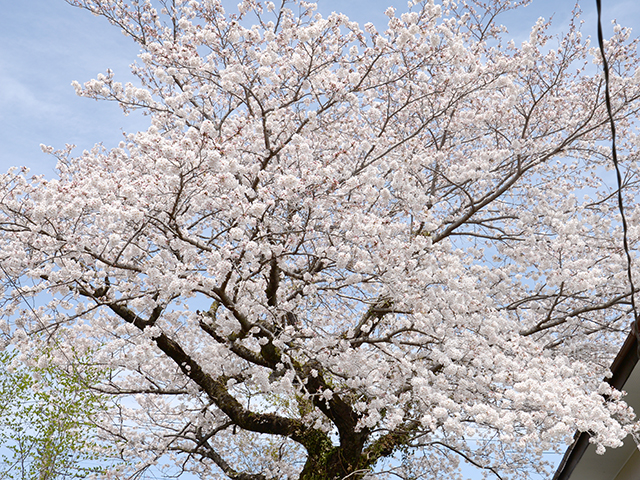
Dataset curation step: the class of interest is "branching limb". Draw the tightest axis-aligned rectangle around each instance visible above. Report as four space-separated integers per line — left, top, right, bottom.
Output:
184 427 268 480
106 303 314 446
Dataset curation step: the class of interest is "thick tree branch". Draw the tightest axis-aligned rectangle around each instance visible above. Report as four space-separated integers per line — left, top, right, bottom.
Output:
106 303 314 446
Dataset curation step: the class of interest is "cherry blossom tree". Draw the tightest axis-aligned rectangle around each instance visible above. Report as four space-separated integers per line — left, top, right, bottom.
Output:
2 0 640 478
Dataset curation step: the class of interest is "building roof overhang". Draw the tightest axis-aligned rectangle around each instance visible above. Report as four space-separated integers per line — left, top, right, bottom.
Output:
553 326 640 480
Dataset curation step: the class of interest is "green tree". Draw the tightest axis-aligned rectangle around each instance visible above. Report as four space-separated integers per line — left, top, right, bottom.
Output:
0 349 109 480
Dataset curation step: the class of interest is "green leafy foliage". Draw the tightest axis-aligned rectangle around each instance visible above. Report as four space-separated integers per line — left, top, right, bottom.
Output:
0 349 109 480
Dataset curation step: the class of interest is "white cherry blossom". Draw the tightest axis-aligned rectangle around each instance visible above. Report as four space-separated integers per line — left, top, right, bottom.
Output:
1 0 640 479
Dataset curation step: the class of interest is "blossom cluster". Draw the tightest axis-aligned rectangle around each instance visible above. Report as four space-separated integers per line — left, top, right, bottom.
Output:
2 0 640 478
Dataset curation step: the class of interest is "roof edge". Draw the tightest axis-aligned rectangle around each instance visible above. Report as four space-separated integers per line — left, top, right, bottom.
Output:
553 324 639 480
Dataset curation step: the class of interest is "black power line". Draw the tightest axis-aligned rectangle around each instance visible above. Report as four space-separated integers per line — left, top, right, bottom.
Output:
595 0 639 335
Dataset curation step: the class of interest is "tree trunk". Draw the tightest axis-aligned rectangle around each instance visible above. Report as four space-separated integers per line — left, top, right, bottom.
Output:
299 444 368 480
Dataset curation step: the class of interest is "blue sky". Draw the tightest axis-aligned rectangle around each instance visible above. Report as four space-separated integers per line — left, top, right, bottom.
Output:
1 0 639 478
1 0 638 177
